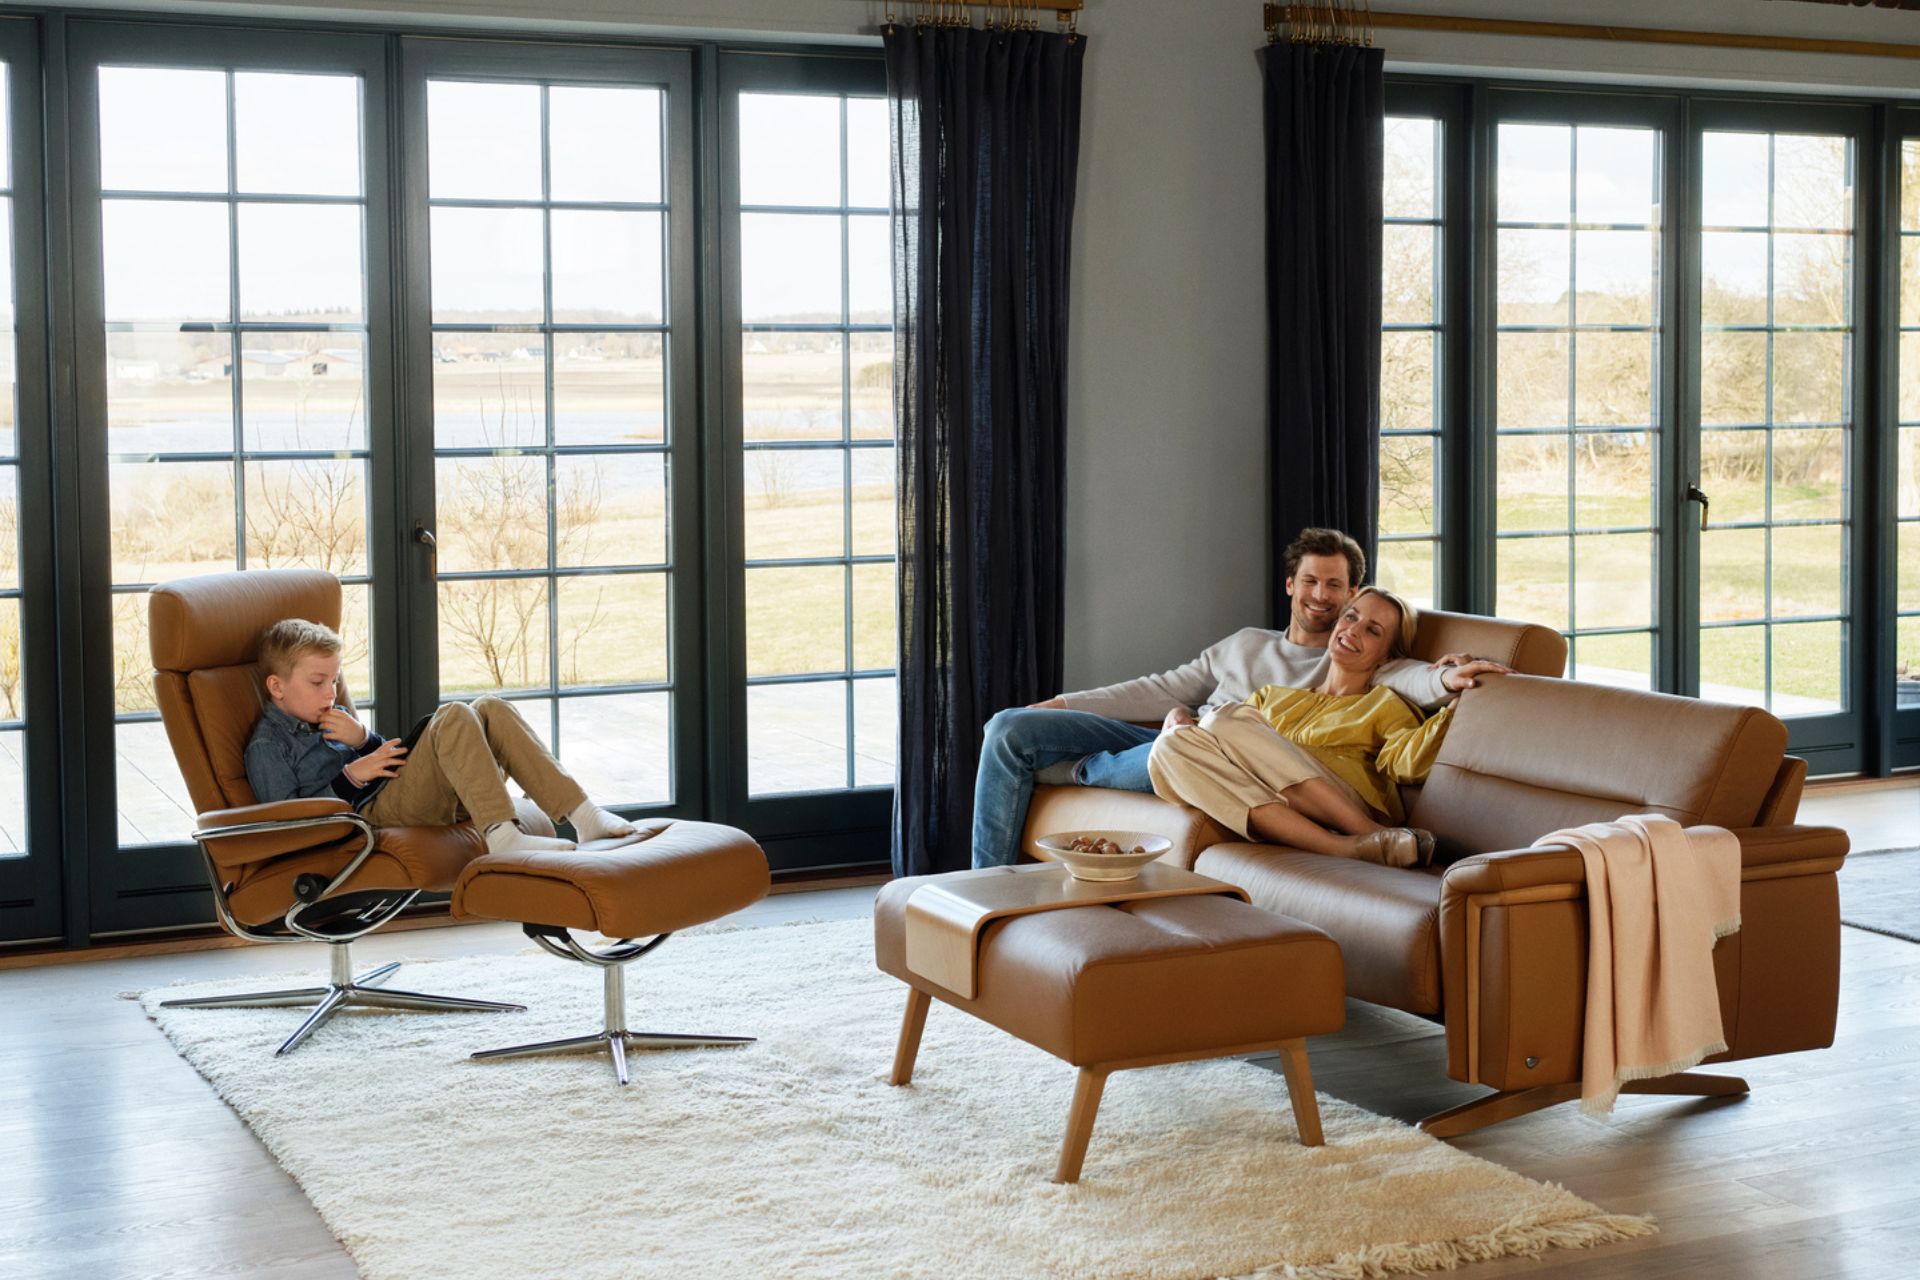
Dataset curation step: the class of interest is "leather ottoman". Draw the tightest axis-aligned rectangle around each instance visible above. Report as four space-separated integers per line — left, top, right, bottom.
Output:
874 870 1346 1182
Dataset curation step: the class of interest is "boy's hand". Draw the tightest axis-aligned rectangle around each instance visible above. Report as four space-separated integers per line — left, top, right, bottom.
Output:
318 706 370 748
1162 706 1197 730
343 740 408 786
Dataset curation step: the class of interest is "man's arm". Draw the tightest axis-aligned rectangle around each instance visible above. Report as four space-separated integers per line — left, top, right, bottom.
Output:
1056 646 1221 723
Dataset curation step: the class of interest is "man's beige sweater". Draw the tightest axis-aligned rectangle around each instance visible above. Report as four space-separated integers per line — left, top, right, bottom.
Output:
1060 627 1452 721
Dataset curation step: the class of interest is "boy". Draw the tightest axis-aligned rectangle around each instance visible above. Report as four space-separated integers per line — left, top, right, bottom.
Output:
244 619 634 854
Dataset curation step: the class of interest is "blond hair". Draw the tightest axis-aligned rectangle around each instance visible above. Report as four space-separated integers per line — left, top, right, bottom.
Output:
1350 586 1419 659
258 618 343 680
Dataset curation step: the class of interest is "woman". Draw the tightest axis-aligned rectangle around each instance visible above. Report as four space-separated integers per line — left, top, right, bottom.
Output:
1146 587 1455 868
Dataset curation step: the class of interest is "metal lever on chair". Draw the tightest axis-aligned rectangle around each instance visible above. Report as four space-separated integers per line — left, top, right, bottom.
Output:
1686 483 1711 531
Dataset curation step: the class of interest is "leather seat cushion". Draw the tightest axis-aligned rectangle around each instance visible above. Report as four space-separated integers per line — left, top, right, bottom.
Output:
452 818 770 938
1195 844 1445 1015
875 873 1344 1067
223 797 553 928
227 823 485 926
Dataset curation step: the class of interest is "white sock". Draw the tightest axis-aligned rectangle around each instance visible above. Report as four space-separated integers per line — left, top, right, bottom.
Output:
569 800 636 843
484 820 576 854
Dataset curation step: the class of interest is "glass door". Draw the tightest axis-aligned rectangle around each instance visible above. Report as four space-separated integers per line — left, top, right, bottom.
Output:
1894 114 1920 768
67 22 394 935
1490 93 1677 691
718 53 895 871
0 20 58 945
398 40 701 824
1687 102 1870 771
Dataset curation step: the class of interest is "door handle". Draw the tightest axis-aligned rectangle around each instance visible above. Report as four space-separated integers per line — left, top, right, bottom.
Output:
1685 483 1710 532
414 520 438 580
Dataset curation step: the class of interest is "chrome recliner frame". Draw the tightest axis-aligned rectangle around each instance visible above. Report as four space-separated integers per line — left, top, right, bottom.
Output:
470 925 753 1084
160 810 524 1055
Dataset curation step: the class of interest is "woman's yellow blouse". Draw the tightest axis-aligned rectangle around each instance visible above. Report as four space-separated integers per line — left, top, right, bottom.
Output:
1242 683 1456 823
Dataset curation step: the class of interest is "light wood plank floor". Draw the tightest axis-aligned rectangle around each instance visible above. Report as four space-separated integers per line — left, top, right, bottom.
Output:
1 780 1914 1279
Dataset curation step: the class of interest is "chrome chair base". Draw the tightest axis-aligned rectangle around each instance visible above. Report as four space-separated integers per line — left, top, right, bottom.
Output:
160 942 526 1056
470 932 753 1084
472 1028 755 1085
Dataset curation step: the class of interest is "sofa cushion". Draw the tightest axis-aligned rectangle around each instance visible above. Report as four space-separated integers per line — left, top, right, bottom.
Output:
1411 673 1787 859
1194 843 1445 1014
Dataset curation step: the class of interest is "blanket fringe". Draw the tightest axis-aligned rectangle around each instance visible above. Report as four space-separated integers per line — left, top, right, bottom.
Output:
1580 1041 1729 1115
1260 1210 1658 1279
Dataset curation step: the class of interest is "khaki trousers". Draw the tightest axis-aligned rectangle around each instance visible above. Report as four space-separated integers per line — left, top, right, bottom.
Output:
1146 702 1377 840
362 696 587 831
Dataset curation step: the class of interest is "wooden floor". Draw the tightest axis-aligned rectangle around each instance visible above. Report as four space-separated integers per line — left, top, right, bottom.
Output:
1 779 1915 1279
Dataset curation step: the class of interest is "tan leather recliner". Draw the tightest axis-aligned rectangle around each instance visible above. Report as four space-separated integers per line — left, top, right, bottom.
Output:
148 569 540 1054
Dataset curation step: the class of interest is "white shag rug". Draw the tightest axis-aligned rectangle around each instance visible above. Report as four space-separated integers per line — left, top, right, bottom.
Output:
143 918 1652 1280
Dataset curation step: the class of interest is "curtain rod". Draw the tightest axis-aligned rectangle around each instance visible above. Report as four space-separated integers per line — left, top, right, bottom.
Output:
1366 9 1920 61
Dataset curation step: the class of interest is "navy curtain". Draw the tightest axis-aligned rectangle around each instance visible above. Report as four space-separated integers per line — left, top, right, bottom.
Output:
1263 43 1385 612
885 26 1085 877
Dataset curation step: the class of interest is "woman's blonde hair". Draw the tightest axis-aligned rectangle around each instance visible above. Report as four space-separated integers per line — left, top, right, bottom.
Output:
1350 586 1419 659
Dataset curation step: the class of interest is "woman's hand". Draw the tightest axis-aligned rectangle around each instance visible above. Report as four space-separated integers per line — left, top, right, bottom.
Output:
1162 706 1197 730
1027 696 1068 710
343 740 408 786
1438 659 1511 692
318 706 370 748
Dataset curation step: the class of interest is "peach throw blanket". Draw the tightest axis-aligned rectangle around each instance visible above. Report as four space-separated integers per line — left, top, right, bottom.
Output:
1534 814 1742 1115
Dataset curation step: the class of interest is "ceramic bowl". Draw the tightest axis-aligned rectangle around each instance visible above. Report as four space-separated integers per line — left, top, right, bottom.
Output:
1032 830 1174 882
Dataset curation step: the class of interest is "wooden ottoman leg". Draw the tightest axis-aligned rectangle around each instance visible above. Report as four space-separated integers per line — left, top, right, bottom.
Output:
1276 1039 1324 1147
890 988 932 1086
1055 1067 1110 1184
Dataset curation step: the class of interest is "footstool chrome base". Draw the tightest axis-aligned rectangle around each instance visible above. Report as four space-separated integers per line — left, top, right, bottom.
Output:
469 930 753 1084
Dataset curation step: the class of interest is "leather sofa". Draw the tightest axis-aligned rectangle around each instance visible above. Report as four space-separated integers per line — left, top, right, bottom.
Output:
1020 610 1850 1134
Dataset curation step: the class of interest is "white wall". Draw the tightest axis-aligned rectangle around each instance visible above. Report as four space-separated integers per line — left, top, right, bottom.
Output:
37 0 1920 691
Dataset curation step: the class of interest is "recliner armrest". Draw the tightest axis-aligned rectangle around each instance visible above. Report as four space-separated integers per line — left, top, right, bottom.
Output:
195 798 368 870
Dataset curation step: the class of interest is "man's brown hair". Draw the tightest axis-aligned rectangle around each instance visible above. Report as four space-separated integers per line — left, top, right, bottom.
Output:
1282 527 1366 588
258 618 343 680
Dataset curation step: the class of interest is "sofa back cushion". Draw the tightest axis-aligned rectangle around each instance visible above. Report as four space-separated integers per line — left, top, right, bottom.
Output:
1410 674 1787 857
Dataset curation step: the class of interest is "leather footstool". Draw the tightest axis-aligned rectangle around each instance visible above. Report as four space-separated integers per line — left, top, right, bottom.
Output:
452 819 770 1084
874 870 1346 1182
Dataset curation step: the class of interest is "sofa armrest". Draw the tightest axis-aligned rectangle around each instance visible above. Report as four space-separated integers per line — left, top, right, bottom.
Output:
1441 822 1848 898
195 798 368 870
1021 785 1234 871
1437 823 1850 1089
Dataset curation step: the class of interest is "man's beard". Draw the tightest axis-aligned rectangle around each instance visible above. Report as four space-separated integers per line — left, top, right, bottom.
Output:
1293 606 1337 637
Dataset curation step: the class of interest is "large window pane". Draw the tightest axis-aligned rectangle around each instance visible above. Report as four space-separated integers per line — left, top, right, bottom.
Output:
426 74 679 808
98 67 226 193
99 65 376 852
1698 129 1855 716
1382 113 1443 612
549 86 662 204
1497 120 1660 673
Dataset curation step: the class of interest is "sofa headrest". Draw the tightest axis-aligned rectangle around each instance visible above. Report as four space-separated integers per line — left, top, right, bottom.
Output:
1410 674 1788 855
1411 609 1566 678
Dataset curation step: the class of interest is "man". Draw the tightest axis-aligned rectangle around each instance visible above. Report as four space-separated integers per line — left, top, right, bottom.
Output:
970 528 1508 868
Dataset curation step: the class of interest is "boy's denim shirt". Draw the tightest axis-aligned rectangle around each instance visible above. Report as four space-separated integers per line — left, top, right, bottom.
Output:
243 701 385 808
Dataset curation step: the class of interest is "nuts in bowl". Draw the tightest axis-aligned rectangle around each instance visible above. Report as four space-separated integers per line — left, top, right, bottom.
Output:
1033 830 1174 883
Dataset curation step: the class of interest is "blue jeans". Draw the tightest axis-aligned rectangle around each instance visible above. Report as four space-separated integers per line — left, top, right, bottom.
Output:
971 708 1159 868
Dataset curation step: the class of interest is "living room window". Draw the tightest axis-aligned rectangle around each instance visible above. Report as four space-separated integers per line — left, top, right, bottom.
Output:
734 87 897 798
0 25 892 945
1696 127 1856 717
0 58 20 859
1493 118 1662 692
1378 113 1443 609
421 72 678 809
94 62 376 847
1897 134 1919 719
